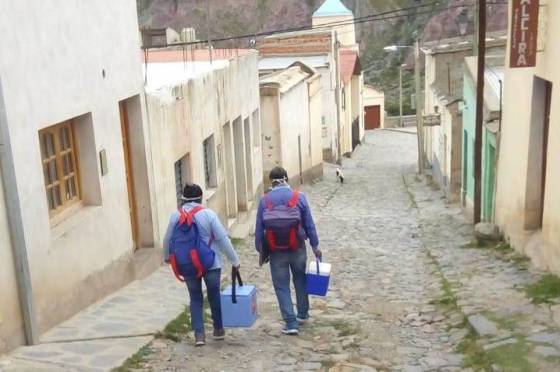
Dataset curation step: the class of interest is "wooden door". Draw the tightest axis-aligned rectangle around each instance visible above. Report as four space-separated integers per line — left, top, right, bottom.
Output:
540 81 552 226
119 102 139 251
365 105 381 130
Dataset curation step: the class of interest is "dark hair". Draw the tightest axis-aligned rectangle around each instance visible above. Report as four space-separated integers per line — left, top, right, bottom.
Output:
182 183 203 203
269 166 288 185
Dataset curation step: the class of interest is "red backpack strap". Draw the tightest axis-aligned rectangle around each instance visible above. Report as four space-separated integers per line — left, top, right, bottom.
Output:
287 190 299 208
186 206 205 226
264 195 274 210
177 208 189 225
190 250 205 279
169 255 185 282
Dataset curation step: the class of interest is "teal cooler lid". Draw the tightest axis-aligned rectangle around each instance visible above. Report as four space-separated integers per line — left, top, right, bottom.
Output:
221 285 255 297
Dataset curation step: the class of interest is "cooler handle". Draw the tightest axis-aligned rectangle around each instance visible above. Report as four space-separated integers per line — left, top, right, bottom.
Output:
316 257 322 274
231 267 243 304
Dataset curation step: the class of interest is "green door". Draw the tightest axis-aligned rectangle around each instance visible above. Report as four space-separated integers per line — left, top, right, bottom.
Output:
483 144 496 221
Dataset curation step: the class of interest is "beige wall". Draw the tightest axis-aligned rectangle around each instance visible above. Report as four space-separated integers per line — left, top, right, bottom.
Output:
0 175 24 352
496 1 560 273
146 54 263 241
312 15 356 47
0 0 152 347
260 69 323 188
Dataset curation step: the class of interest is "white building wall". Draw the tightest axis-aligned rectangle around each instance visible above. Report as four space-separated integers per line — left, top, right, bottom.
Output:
0 174 24 352
145 54 262 241
0 0 149 342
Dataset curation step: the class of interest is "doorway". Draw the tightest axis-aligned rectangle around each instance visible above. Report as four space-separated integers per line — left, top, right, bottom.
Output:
119 97 154 250
233 117 248 211
365 105 381 129
483 142 496 222
243 117 254 201
222 121 237 218
524 77 552 230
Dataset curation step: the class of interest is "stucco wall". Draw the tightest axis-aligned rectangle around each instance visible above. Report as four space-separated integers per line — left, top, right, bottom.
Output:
495 1 560 273
312 15 356 47
0 0 148 340
146 54 262 241
0 174 24 352
279 81 312 182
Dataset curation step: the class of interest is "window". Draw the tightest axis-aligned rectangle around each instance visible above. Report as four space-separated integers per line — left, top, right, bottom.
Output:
174 153 191 206
40 121 80 215
203 135 217 189
342 88 346 111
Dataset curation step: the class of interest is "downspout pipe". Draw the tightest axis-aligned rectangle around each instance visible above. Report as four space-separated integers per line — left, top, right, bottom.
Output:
0 77 39 345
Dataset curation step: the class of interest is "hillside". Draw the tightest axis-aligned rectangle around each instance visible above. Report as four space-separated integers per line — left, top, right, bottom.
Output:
137 0 507 115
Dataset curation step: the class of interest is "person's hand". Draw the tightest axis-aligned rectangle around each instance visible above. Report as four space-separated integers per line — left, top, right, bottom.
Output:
233 264 241 271
313 249 322 259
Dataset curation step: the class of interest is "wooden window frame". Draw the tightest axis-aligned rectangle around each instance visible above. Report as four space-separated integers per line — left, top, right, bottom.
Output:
39 120 81 217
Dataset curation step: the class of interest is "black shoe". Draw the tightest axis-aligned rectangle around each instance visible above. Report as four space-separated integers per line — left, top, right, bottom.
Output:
282 328 299 336
213 329 225 340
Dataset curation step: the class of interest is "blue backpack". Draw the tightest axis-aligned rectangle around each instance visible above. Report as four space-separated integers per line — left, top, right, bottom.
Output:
168 206 215 281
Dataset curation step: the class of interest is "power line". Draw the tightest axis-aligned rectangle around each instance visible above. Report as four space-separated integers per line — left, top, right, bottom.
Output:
141 1 507 50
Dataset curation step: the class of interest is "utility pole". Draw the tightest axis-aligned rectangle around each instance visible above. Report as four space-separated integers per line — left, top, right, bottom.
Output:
399 64 404 127
334 32 343 165
206 0 212 64
474 0 486 224
414 38 425 174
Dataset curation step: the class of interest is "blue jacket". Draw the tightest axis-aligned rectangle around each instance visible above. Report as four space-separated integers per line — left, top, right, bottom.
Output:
255 184 319 252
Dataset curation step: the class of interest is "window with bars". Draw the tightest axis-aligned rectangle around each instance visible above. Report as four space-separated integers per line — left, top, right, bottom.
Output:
39 121 80 215
203 135 217 189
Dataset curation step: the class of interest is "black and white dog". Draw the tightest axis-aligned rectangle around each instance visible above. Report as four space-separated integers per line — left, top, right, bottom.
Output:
335 168 344 184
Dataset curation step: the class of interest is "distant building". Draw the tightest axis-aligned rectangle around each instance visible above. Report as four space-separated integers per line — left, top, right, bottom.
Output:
363 85 385 130
422 36 506 202
462 56 504 220
258 0 364 162
495 2 560 274
143 48 263 235
0 0 153 352
259 63 323 188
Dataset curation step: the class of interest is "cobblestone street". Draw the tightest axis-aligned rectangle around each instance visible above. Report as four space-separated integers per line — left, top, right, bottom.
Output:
131 130 468 371
3 130 559 371
137 129 560 371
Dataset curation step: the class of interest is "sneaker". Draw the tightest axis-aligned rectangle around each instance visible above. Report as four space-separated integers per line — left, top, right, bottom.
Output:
213 329 225 340
297 317 309 325
282 328 299 336
194 333 206 346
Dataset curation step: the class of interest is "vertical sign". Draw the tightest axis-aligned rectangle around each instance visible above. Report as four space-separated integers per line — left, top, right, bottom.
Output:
510 0 540 68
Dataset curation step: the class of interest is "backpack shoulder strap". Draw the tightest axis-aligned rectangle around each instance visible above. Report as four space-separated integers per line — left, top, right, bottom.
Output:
287 190 299 208
264 194 274 210
177 207 189 225
186 206 205 226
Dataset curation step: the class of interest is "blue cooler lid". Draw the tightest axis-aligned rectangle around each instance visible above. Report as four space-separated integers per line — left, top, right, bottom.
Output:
221 285 255 296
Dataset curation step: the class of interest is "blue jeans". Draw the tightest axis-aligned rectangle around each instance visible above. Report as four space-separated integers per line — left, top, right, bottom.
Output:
184 268 222 334
270 247 309 329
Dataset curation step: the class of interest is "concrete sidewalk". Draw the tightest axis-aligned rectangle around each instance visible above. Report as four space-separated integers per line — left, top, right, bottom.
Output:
0 268 186 372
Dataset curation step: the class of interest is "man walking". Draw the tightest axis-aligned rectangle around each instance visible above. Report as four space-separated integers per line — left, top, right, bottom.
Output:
255 167 321 335
164 184 240 346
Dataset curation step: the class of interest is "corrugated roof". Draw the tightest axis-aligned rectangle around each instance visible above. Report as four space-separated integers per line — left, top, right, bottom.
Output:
339 49 361 84
313 0 352 17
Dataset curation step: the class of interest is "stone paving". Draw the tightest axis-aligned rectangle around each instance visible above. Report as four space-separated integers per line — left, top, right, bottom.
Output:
2 129 559 371
129 130 466 371
404 172 560 371
0 269 186 371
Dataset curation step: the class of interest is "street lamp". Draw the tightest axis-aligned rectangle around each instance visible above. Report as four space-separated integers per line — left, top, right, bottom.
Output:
384 41 425 174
